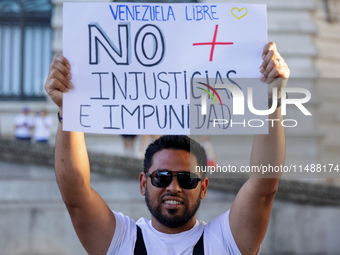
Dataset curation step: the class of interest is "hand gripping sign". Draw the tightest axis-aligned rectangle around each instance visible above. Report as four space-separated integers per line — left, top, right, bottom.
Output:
63 3 273 135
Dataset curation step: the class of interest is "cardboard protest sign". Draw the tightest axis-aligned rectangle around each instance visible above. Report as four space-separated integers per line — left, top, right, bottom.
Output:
63 3 268 135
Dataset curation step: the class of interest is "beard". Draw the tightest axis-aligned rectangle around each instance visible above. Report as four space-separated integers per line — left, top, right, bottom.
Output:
145 185 201 229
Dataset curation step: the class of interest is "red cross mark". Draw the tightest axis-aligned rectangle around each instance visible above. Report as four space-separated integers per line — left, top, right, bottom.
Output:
193 25 233 62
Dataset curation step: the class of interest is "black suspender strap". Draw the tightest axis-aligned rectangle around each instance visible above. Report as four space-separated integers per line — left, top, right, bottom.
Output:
134 225 204 255
192 232 204 255
134 225 147 255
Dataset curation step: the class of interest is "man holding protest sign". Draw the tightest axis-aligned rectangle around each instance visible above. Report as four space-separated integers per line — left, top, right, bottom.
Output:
45 41 289 254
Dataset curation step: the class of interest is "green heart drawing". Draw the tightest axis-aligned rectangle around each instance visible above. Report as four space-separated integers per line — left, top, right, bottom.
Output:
231 7 248 20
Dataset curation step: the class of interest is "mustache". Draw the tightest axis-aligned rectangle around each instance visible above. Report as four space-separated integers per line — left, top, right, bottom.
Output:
160 192 186 200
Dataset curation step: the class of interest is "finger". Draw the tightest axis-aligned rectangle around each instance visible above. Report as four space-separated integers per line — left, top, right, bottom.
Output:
50 55 71 72
265 68 279 84
260 49 283 74
271 55 290 78
48 69 72 89
275 51 283 62
50 60 71 78
261 42 276 59
49 55 71 80
262 59 289 82
260 50 274 71
55 54 70 66
45 78 70 93
273 51 286 68
263 59 276 78
49 55 69 72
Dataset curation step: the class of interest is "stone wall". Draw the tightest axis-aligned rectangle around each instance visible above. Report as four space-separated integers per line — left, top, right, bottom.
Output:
1 138 340 206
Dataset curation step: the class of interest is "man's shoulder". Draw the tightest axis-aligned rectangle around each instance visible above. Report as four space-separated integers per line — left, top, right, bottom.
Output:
205 209 230 227
112 211 149 234
107 211 139 255
113 211 138 227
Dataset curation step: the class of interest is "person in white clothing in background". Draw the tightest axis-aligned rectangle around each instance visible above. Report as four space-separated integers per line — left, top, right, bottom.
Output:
34 108 53 144
14 106 34 141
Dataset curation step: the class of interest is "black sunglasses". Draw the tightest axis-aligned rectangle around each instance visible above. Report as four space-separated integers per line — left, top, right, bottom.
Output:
146 170 202 189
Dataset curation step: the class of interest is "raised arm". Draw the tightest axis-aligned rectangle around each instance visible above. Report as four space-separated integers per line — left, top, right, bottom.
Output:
230 42 290 255
45 55 116 255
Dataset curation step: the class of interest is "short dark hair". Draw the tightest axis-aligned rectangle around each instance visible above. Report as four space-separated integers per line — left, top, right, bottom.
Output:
143 135 207 177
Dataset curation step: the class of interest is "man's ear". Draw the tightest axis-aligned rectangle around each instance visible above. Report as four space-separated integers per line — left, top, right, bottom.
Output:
139 172 147 196
200 177 209 199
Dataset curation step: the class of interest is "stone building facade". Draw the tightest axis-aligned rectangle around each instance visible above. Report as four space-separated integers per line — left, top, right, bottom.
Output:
1 1 340 254
0 0 339 183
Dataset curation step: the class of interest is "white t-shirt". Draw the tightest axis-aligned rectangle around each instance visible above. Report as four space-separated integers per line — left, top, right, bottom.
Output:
106 210 242 255
34 116 53 141
14 114 34 138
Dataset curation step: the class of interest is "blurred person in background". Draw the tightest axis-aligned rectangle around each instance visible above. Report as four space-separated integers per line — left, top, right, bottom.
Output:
200 136 218 167
34 108 53 144
121 134 137 157
138 135 161 159
14 106 34 141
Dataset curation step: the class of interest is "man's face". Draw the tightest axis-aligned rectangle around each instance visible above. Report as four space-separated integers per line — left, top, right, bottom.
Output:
140 149 208 232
